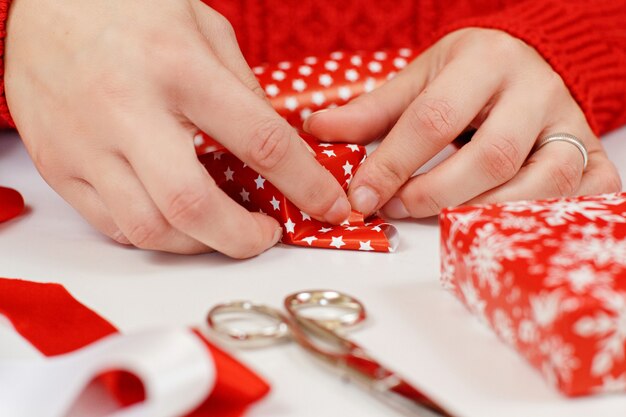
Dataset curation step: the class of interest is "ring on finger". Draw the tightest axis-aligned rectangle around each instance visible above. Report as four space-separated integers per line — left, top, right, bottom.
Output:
534 133 588 170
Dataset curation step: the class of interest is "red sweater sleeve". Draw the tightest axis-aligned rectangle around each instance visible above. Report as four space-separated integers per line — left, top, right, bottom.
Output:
0 0 12 129
441 0 626 136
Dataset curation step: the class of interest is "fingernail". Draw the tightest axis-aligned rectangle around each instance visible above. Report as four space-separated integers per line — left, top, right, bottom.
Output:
272 227 283 245
383 197 410 219
325 196 351 224
350 186 379 215
303 109 329 132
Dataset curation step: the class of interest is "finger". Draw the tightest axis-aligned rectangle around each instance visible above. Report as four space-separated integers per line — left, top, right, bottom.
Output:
380 90 545 218
467 126 591 205
576 149 622 195
178 57 351 224
189 1 267 101
348 57 503 216
303 50 433 144
123 119 283 259
86 155 213 255
54 177 130 245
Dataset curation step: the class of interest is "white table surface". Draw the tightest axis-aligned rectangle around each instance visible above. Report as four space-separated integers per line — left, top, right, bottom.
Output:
1 127 626 417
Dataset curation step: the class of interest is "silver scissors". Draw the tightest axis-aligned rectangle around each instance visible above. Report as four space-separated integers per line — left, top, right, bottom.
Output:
207 290 450 417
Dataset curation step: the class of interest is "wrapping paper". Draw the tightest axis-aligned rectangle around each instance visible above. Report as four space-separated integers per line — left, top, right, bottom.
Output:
440 192 626 396
195 49 416 252
0 277 269 416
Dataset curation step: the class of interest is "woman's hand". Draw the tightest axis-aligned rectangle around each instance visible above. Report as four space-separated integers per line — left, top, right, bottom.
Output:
5 0 351 257
305 28 622 218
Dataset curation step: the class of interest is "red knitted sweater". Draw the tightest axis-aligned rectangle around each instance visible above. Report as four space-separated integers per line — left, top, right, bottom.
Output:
0 0 625 135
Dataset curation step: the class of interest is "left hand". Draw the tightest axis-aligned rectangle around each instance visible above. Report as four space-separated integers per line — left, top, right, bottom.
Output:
304 28 622 218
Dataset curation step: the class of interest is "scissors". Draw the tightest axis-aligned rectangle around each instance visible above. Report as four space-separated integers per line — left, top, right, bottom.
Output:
207 290 451 417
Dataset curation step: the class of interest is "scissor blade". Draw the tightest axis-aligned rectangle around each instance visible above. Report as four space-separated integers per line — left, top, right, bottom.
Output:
345 351 451 416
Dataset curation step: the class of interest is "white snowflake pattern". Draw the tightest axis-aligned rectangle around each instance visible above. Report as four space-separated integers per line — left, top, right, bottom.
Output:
465 223 536 296
545 264 614 294
492 309 516 346
574 289 626 377
459 279 487 323
529 290 564 328
539 336 580 387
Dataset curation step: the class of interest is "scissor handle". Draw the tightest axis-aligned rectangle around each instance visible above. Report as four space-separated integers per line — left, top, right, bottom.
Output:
207 301 290 347
284 290 366 332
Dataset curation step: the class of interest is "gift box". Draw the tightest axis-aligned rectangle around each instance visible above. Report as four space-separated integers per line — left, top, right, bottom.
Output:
195 49 414 252
440 192 626 396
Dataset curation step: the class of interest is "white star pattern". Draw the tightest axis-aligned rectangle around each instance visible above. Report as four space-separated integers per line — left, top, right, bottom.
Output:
213 152 224 160
292 79 307 92
393 57 408 69
324 60 339 71
350 55 363 66
338 87 352 101
312 92 326 106
193 133 205 147
321 150 336 157
301 211 311 221
345 69 359 82
302 236 318 246
368 61 382 73
342 160 353 176
319 74 333 87
304 56 318 65
345 226 358 231
285 97 299 111
284 218 296 234
330 236 346 249
319 227 333 234
298 65 313 76
374 51 388 60
252 66 265 75
278 61 291 70
265 84 279 97
254 175 266 189
359 241 374 251
347 144 360 152
372 226 382 232
270 196 281 211
330 51 344 60
224 166 234 181
300 108 312 121
364 78 377 92
272 70 286 81
240 188 250 202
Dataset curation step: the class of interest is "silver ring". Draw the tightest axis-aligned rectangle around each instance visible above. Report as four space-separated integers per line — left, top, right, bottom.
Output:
535 133 588 170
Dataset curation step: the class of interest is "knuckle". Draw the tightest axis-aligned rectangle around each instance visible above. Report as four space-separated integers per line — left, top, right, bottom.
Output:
477 136 521 183
367 154 407 191
164 187 212 227
547 162 581 196
486 31 526 61
408 98 458 142
542 70 568 97
246 119 292 171
126 216 167 249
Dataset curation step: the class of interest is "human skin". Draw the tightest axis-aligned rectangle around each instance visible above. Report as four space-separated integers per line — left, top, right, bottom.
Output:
4 0 351 257
306 28 622 219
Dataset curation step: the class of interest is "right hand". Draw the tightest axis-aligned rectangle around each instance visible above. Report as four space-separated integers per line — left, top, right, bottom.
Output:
5 0 351 257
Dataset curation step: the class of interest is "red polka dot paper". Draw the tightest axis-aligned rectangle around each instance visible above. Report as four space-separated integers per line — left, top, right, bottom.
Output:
195 49 413 252
440 193 626 396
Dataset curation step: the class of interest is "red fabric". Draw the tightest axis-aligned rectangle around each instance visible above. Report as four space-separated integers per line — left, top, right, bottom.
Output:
2 0 625 135
0 185 23 223
0 277 270 416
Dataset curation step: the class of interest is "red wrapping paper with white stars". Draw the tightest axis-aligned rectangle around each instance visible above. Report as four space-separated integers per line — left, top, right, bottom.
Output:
194 49 415 252
440 192 626 396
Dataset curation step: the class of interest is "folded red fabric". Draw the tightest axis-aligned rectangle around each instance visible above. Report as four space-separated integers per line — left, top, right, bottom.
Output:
0 277 270 416
0 186 23 223
440 192 626 396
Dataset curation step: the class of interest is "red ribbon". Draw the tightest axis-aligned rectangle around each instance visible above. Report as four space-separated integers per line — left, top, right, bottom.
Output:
0 278 269 416
0 186 24 223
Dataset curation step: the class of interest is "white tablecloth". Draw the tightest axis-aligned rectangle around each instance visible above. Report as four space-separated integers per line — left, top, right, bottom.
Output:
1 127 626 417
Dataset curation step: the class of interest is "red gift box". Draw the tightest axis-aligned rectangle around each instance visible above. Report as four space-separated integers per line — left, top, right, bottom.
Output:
440 192 626 396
